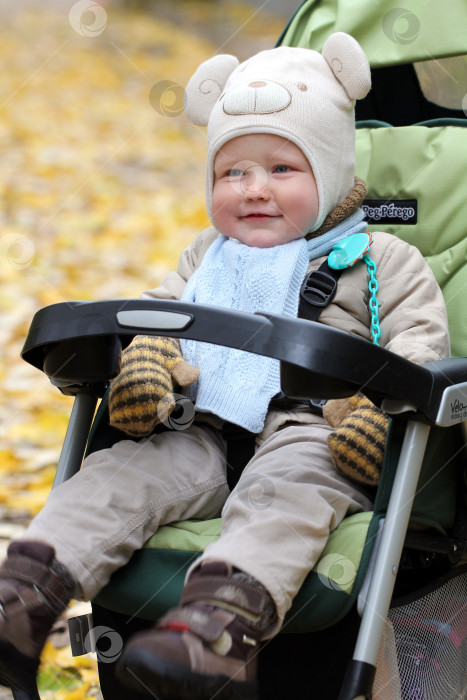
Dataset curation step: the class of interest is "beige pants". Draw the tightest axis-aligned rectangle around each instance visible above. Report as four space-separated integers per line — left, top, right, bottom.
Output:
25 421 372 623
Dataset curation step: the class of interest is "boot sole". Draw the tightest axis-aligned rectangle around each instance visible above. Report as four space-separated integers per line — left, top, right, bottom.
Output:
116 646 258 700
0 639 39 692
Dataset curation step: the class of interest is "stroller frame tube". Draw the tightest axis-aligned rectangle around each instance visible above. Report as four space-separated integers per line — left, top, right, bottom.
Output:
339 419 431 700
52 392 98 489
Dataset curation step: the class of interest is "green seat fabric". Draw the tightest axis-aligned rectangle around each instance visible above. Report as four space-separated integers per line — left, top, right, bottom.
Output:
144 512 373 598
355 121 467 357
145 518 224 552
94 511 380 632
374 422 463 534
279 0 467 67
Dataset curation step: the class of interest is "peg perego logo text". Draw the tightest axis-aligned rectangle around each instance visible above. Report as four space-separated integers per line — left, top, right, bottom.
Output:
362 199 418 225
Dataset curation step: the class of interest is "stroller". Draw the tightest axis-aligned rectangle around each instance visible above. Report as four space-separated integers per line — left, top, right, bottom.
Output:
16 1 467 698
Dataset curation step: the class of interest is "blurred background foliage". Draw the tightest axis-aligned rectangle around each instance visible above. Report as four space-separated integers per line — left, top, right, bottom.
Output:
0 0 294 696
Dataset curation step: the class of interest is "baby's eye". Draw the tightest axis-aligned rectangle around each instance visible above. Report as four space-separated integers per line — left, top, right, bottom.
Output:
274 165 291 174
227 168 244 177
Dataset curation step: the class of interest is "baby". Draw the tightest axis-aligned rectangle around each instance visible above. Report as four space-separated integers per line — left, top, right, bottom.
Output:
0 33 449 700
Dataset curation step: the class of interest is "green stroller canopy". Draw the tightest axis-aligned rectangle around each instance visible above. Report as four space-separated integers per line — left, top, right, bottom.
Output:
279 0 467 66
279 0 467 124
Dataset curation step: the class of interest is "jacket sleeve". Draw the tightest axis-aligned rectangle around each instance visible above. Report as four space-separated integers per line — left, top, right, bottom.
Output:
141 227 219 302
374 234 451 363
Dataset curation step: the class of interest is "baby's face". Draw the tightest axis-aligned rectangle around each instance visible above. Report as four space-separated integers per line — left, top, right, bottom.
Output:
212 134 319 248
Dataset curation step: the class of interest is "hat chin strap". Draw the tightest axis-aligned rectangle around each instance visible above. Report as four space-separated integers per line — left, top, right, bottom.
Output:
307 177 367 240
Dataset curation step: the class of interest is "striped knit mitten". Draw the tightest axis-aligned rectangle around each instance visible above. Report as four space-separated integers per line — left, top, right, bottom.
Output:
323 394 389 487
108 335 200 437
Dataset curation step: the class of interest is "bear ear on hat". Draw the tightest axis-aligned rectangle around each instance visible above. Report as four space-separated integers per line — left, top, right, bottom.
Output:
184 54 239 126
322 32 371 101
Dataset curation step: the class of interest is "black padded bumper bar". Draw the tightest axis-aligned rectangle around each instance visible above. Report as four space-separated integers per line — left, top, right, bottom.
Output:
21 299 467 426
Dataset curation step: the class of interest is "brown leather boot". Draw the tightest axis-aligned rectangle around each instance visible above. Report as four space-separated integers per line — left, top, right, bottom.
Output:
116 561 277 699
0 540 75 692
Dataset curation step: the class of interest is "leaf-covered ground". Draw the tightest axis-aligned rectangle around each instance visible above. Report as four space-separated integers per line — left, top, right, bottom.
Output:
0 0 286 696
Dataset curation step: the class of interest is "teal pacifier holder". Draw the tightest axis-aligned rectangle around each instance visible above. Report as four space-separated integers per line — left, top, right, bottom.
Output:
328 232 381 345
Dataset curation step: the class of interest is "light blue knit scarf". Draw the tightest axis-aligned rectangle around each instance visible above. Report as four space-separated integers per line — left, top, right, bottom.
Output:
181 209 367 432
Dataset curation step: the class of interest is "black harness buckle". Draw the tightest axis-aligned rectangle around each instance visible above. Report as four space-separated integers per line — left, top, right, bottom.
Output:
300 269 339 308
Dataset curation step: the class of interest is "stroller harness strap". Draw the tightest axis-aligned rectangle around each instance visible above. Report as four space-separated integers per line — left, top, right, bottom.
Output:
223 260 343 491
298 260 342 321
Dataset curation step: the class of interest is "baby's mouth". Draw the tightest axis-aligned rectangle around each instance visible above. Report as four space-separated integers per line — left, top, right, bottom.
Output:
242 213 280 219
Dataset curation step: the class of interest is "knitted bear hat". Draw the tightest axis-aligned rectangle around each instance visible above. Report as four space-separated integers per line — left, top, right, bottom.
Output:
184 33 371 233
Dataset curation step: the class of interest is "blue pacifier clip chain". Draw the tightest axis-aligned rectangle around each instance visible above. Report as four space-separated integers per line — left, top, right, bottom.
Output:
327 232 381 346
364 254 381 345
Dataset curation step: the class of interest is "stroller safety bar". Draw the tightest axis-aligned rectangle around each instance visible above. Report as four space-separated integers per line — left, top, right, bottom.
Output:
20 299 467 426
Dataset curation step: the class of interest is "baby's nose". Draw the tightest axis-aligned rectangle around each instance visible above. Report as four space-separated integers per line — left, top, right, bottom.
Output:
243 166 270 198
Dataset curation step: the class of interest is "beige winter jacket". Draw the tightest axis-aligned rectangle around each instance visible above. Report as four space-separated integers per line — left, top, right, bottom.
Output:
142 227 450 443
